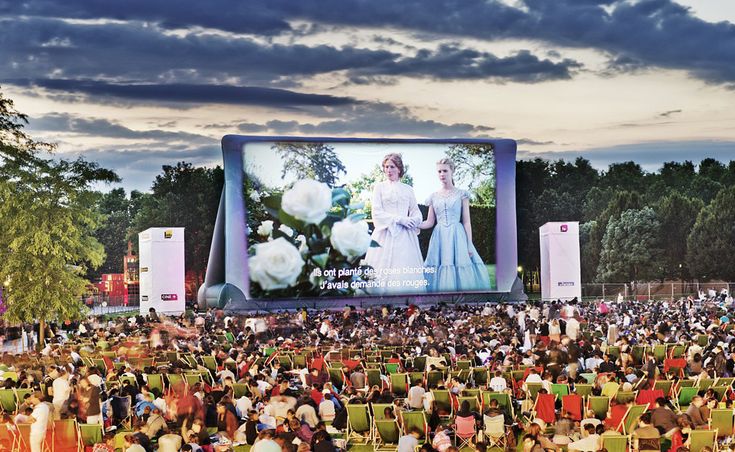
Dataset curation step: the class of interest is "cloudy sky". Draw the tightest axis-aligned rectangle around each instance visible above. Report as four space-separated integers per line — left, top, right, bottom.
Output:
2 0 734 191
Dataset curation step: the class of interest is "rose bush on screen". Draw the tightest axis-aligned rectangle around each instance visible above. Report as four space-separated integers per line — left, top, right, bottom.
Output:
248 178 378 298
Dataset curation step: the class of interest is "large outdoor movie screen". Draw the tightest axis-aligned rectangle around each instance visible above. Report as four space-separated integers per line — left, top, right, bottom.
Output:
242 141 496 301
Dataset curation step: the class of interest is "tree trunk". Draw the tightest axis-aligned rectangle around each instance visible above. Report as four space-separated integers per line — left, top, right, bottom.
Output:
38 318 45 351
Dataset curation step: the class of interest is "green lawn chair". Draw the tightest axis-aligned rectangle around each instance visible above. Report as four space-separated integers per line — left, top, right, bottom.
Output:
716 377 734 388
119 375 138 388
616 391 636 404
431 389 453 418
401 410 428 442
676 386 699 411
264 347 276 357
697 334 708 347
79 424 103 448
575 383 594 399
413 356 427 371
463 388 481 399
601 381 620 399
328 367 346 390
426 371 443 389
201 355 218 373
511 370 525 384
607 346 621 361
621 404 648 435
711 385 729 402
346 404 372 445
390 373 409 397
709 408 734 437
689 429 717 452
698 378 715 391
653 380 673 397
588 396 610 420
551 383 570 399
472 368 488 387
145 374 165 396
409 372 424 386
631 346 647 365
458 395 479 413
669 344 687 359
678 379 696 388
482 391 513 418
385 363 400 375
293 354 308 369
92 358 108 374
652 344 667 363
374 419 402 451
233 383 249 399
456 360 471 370
184 373 202 388
14 389 33 407
367 369 383 389
371 403 395 421
278 355 293 371
579 372 597 384
525 382 543 400
0 389 17 413
167 373 184 390
601 434 628 452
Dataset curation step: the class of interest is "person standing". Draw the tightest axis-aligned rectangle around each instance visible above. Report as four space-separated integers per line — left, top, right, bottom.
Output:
419 158 491 292
27 391 50 452
51 367 71 419
365 153 426 295
79 377 102 424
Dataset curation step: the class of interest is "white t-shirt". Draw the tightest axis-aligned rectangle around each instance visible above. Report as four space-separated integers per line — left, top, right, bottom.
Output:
235 396 253 418
52 377 71 404
489 376 507 392
566 318 580 340
30 402 50 436
407 386 426 409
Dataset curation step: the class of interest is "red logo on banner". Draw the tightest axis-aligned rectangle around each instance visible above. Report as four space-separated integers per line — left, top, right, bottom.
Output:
560 224 568 232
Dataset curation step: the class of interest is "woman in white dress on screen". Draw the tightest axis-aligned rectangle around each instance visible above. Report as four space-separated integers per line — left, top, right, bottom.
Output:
364 153 427 295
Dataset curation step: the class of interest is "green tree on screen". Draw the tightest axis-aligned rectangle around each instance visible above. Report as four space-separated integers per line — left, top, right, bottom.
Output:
272 142 346 188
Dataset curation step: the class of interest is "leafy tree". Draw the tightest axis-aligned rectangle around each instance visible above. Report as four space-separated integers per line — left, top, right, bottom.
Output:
698 158 727 183
0 89 117 346
597 207 662 282
515 158 551 273
686 186 735 281
659 161 695 192
688 175 723 204
92 188 133 277
272 142 346 188
446 144 495 193
129 162 223 294
601 161 648 193
654 192 703 279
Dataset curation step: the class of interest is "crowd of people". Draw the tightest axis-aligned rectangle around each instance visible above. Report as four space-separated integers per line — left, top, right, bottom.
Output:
1 293 735 452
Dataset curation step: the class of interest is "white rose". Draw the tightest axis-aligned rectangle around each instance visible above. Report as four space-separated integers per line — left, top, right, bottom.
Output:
330 219 371 260
249 238 305 290
278 224 294 237
296 234 308 255
249 191 261 202
281 179 332 225
257 220 274 237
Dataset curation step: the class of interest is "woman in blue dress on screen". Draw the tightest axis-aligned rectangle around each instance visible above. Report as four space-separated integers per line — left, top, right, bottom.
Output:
365 153 427 295
418 157 492 292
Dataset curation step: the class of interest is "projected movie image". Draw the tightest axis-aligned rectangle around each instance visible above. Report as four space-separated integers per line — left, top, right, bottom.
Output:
243 141 496 300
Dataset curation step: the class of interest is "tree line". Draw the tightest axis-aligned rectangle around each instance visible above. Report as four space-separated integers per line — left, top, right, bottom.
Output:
516 157 735 284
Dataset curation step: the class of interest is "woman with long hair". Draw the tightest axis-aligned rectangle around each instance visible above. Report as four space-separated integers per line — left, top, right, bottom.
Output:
365 153 426 295
418 158 492 292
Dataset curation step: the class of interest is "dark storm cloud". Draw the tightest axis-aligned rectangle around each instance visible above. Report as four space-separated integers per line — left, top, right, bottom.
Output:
361 46 582 82
0 16 583 91
8 79 360 108
4 1 734 85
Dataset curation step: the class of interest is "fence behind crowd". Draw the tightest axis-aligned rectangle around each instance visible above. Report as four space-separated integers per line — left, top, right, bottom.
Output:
527 281 733 302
